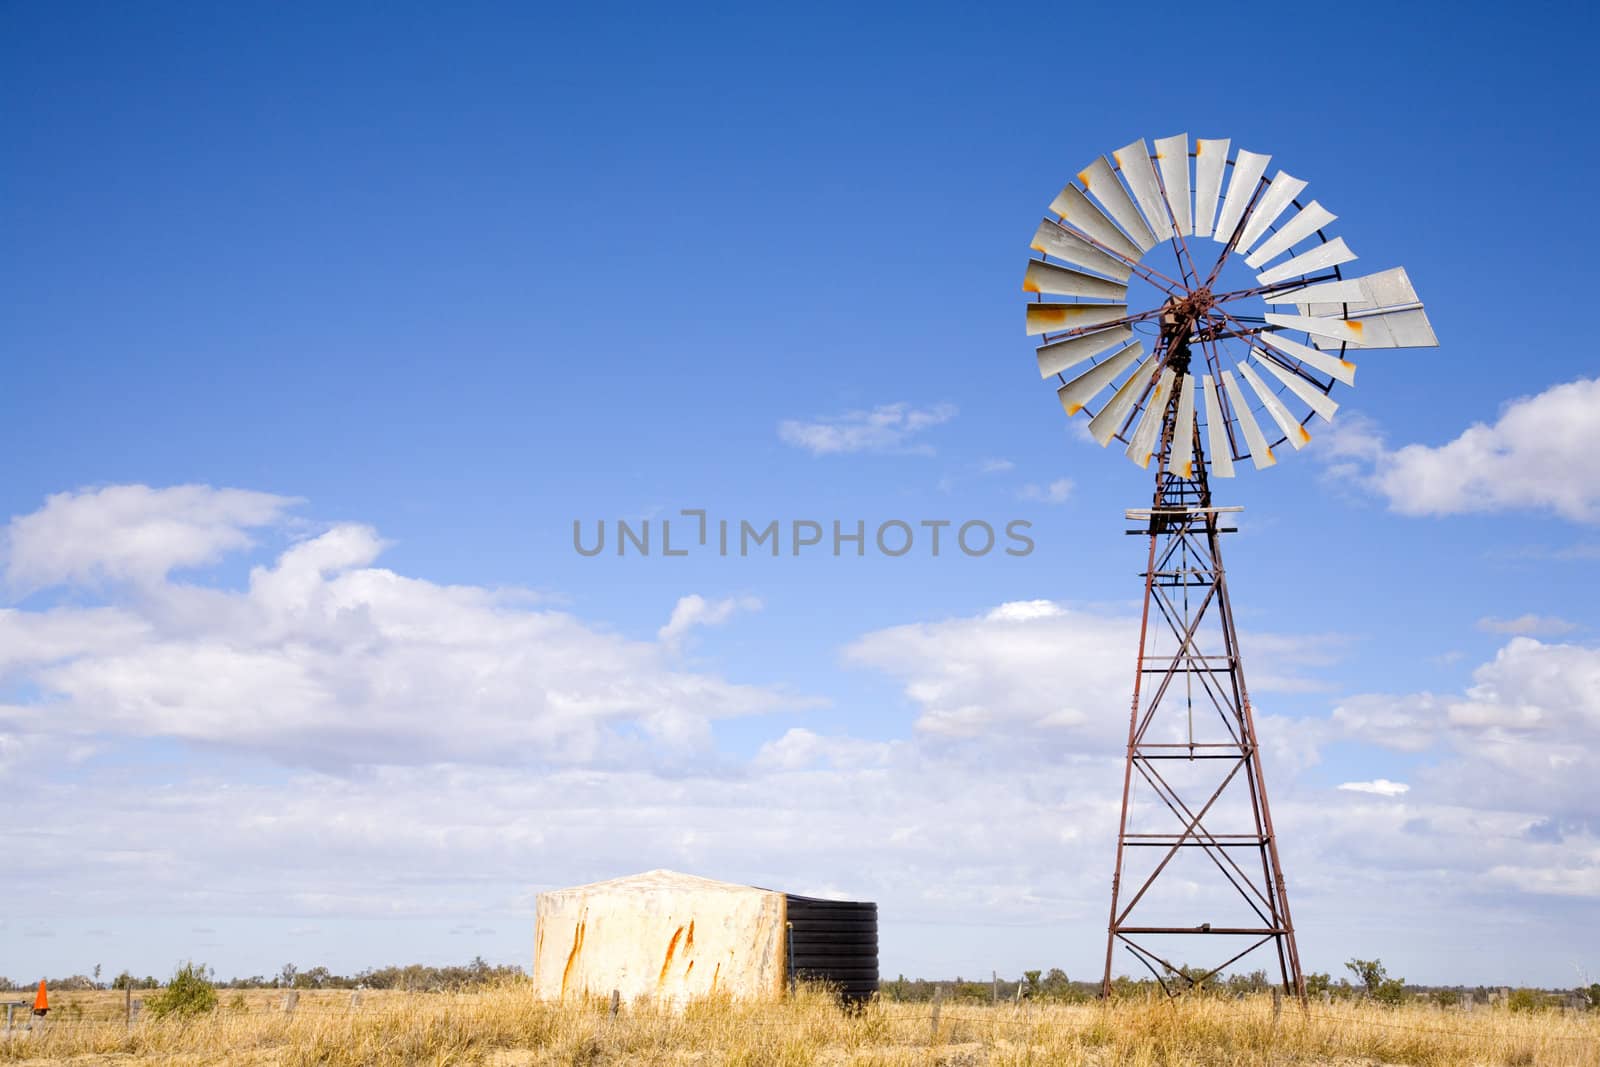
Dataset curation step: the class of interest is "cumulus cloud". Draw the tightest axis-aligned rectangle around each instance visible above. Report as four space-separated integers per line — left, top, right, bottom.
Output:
778 402 956 456
1337 778 1410 797
1476 614 1578 636
4 484 297 592
658 594 762 648
1019 478 1074 505
1327 377 1600 521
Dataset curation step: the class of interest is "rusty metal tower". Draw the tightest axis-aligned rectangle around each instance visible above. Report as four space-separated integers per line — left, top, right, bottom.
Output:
1020 134 1438 999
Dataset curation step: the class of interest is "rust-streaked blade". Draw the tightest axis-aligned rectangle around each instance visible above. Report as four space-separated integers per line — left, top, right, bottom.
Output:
1255 237 1356 286
1036 325 1135 378
1267 266 1418 309
1243 200 1335 268
1234 171 1307 255
1078 156 1157 252
1049 184 1146 262
1023 260 1130 301
1125 366 1176 468
1212 149 1271 246
1025 302 1129 336
1251 349 1339 422
1057 341 1142 415
1221 369 1277 469
1238 361 1310 450
1258 331 1356 386
1201 373 1235 478
1166 373 1197 477
1113 139 1173 243
1089 348 1160 445
1030 218 1135 281
1266 308 1438 349
1154 134 1192 236
1193 138 1230 238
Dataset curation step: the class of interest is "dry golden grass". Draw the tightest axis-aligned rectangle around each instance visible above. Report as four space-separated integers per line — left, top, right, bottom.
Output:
1 982 1595 1066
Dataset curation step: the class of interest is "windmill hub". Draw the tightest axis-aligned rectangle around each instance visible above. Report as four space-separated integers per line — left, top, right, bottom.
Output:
1022 133 1438 1001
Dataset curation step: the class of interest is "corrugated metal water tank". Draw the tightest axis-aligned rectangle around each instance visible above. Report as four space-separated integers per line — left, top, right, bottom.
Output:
532 869 878 1007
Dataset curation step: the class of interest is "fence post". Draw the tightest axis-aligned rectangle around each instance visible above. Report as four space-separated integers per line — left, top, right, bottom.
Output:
1272 987 1283 1022
282 991 299 1015
929 986 943 1042
125 984 132 1031
992 971 998 1004
349 991 362 1012
5 1002 15 1032
610 989 620 1019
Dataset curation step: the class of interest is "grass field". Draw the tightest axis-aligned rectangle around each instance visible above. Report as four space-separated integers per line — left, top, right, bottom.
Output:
1 983 1596 1065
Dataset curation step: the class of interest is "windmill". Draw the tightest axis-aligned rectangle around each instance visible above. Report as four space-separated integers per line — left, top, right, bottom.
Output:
1023 135 1436 1001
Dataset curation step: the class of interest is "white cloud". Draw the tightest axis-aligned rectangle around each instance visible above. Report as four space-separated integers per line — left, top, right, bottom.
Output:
1327 377 1600 521
4 484 297 592
1476 614 1577 636
1337 778 1410 797
777 402 956 456
657 594 762 647
1019 478 1074 505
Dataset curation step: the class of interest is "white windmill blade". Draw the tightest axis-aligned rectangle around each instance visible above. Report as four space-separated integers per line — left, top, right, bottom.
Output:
1078 156 1158 252
1234 171 1308 256
1268 266 1418 310
1258 330 1356 386
1125 366 1176 468
1251 350 1339 422
1057 341 1142 414
1026 302 1129 336
1113 139 1174 242
1030 218 1135 281
1193 138 1230 238
1089 349 1160 445
1023 260 1130 301
1154 134 1193 236
1237 360 1311 449
1220 370 1276 468
1036 325 1135 378
1200 373 1235 478
1267 308 1438 349
1166 373 1197 477
1048 184 1146 263
1212 149 1271 245
1255 237 1357 286
1243 201 1336 269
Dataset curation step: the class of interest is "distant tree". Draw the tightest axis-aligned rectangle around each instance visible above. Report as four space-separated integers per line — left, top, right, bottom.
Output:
1431 988 1460 1008
1304 972 1331 996
1506 988 1546 1013
1345 958 1405 1005
1022 970 1042 998
146 962 217 1019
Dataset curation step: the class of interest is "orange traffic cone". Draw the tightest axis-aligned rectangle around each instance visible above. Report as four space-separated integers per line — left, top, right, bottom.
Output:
32 980 48 1016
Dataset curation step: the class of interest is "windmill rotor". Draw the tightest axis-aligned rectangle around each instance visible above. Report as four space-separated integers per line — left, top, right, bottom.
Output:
1026 134 1437 475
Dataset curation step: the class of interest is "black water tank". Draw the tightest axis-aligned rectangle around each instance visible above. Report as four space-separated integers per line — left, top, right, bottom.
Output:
784 893 878 1000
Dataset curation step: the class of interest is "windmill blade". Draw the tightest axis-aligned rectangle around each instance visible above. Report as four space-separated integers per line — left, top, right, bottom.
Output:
1258 330 1356 386
1078 156 1158 252
1125 366 1176 468
1026 302 1129 336
1089 348 1160 445
1030 218 1135 281
1267 266 1418 310
1266 308 1438 349
1113 139 1174 242
1244 201 1336 269
1057 342 1142 414
1036 325 1135 378
1193 138 1230 238
1049 184 1146 263
1221 370 1276 468
1251 350 1339 422
1234 171 1308 256
1212 149 1271 246
1238 361 1311 449
1255 237 1357 286
1154 134 1193 236
1200 373 1236 478
1023 260 1130 301
1166 373 1197 477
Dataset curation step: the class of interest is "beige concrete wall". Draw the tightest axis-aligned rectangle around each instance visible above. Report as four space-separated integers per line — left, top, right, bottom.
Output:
533 869 786 1007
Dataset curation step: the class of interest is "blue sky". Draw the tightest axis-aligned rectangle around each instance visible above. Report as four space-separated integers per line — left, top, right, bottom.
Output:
2 2 1598 989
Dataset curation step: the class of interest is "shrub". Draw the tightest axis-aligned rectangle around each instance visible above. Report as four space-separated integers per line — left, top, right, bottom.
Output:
145 961 218 1019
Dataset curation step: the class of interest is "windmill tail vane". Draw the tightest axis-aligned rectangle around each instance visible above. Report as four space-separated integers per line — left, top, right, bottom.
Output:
1023 134 1437 1001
